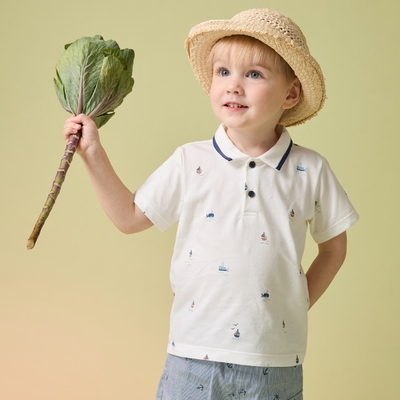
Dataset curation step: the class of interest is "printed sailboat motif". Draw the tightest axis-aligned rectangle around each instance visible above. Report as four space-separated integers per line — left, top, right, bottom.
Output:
261 232 267 241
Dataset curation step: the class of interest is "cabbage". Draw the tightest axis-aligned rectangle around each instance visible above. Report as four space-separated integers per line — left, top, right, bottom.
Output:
27 36 134 249
54 35 134 127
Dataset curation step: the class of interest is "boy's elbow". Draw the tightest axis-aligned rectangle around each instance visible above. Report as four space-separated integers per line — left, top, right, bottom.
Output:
109 202 153 234
117 225 137 235
115 216 153 235
115 221 141 235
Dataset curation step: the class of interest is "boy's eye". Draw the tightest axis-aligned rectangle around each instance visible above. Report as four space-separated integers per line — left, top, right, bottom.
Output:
248 71 261 79
217 68 230 77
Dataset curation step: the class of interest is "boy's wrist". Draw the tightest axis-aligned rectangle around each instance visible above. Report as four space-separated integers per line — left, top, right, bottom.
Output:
80 141 104 163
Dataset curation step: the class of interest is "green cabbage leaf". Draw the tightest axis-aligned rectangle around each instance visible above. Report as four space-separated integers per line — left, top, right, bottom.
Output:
54 35 134 128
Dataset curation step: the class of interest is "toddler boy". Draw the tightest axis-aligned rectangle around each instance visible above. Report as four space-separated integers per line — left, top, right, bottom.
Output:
64 8 358 399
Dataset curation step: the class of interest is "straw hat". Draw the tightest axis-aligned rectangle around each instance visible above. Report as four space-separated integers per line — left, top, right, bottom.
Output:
185 8 326 127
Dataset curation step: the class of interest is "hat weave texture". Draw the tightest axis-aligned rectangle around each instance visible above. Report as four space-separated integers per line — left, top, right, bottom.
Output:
185 8 326 127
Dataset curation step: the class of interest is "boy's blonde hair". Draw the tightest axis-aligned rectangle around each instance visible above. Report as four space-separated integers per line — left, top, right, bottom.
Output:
207 35 297 83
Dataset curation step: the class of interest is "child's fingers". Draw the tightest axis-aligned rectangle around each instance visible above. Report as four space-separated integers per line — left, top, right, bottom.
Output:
63 120 82 140
71 113 96 127
63 114 90 136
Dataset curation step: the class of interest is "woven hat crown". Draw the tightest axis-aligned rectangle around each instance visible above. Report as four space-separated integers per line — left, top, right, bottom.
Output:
185 8 326 127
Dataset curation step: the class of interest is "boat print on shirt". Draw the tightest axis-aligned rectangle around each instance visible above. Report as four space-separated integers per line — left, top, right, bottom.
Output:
282 320 287 333
260 232 270 244
196 166 203 175
218 262 229 274
185 249 194 266
296 162 307 174
231 323 241 339
261 232 267 241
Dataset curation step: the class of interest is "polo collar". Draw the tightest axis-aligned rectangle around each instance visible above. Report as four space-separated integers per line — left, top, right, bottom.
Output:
212 124 293 171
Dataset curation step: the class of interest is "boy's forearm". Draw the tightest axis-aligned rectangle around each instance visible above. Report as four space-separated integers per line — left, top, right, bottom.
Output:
306 231 347 309
80 144 151 234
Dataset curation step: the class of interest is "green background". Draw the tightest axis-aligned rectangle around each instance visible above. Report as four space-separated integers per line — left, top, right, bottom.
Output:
1 0 398 398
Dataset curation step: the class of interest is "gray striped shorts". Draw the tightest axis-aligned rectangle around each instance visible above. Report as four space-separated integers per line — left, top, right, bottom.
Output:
156 354 303 400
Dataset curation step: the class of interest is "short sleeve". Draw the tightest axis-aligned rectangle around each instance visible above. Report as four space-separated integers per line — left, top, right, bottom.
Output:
134 148 184 231
309 158 359 244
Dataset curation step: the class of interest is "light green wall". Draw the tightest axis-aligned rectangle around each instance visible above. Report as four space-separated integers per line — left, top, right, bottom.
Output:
1 0 398 398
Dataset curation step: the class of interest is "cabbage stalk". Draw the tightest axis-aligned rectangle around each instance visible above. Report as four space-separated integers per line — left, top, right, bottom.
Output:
27 35 134 250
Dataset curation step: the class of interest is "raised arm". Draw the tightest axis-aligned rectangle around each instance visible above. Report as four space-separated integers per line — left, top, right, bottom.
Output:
63 114 153 234
306 231 347 309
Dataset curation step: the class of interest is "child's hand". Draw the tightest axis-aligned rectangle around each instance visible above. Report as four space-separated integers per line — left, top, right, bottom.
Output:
63 114 100 156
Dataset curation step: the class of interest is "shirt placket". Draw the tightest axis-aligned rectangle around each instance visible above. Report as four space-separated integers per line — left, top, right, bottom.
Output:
243 159 259 216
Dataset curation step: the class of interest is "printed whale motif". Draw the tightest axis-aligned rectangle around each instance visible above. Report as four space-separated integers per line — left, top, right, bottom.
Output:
206 210 215 220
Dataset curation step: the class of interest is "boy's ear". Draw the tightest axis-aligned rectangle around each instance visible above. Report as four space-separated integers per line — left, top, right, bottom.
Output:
283 78 302 110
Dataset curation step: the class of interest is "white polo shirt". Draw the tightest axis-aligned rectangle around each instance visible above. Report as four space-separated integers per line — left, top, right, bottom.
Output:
134 124 358 367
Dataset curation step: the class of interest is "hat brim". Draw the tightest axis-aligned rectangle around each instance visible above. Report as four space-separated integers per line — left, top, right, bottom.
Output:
185 9 326 127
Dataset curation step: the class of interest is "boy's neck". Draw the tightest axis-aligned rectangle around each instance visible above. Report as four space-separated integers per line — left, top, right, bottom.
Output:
225 125 282 157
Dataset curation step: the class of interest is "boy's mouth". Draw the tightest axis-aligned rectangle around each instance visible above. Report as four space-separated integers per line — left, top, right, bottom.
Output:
224 103 248 109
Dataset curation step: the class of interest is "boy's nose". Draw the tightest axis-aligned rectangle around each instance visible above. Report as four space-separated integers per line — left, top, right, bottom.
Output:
227 88 241 94
226 77 243 95
225 71 243 95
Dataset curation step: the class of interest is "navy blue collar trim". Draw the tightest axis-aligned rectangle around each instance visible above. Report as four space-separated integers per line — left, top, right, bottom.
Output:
276 139 293 171
213 135 293 170
213 136 233 161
